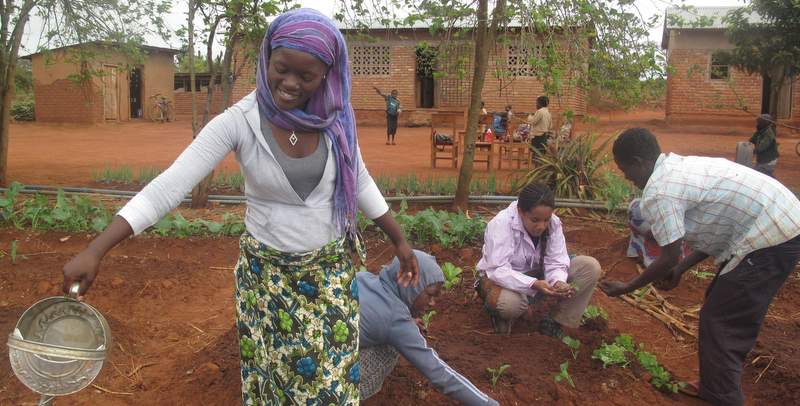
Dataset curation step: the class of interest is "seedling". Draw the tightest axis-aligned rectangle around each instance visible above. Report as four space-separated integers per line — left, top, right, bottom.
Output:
614 334 636 352
581 305 608 324
421 310 437 330
562 336 581 360
9 240 17 264
441 262 463 290
592 342 629 368
690 269 715 279
486 363 510 387
553 361 575 388
635 346 686 393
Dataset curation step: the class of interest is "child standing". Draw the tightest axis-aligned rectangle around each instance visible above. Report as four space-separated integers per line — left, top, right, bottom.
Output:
374 87 401 145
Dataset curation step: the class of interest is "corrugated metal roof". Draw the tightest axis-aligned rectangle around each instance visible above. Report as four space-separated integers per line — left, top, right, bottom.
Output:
664 6 761 30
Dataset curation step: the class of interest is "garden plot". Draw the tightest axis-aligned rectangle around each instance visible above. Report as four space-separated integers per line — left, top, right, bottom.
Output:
0 194 798 405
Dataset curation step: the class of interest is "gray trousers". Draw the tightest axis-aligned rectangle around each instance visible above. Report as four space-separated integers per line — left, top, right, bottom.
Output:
359 345 399 400
479 256 601 329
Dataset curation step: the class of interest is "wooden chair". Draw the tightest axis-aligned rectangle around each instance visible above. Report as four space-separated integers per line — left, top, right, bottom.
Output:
430 113 459 168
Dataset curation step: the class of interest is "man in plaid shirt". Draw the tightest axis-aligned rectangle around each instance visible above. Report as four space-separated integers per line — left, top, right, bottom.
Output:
601 128 800 406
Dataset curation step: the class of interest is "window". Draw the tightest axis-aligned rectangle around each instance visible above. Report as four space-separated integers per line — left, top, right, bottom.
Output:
351 46 390 76
710 52 729 80
507 44 543 77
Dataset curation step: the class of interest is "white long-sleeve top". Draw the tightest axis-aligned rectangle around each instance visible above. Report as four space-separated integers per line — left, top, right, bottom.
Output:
117 92 389 253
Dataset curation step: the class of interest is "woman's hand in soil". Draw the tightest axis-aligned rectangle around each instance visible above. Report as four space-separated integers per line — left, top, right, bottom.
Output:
62 249 102 301
599 279 630 297
531 280 569 297
395 241 420 288
552 280 575 298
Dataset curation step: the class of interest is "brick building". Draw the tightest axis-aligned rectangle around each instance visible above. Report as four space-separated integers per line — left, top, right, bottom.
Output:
662 7 799 125
188 23 588 126
23 42 179 123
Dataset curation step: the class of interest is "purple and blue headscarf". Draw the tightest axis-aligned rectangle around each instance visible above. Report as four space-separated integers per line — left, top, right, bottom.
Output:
256 8 358 236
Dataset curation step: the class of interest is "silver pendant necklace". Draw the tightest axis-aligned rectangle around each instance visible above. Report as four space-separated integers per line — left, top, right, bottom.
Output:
288 130 298 146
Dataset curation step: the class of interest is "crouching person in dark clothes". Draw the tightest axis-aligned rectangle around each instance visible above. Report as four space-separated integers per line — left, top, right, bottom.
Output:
601 128 800 406
357 250 499 405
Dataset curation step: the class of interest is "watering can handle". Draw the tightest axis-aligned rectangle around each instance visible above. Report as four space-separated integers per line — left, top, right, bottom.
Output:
68 283 81 299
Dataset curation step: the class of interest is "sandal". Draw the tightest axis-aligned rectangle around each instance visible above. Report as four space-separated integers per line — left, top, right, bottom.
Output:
679 379 700 398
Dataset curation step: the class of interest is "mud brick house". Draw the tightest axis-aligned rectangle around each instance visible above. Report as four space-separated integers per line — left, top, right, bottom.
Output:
22 42 179 123
195 21 588 127
662 7 800 125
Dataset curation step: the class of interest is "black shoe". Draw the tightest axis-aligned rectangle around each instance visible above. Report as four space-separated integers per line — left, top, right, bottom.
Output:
538 317 563 338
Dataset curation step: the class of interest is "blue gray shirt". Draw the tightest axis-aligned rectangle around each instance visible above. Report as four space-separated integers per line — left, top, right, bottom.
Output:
357 250 498 406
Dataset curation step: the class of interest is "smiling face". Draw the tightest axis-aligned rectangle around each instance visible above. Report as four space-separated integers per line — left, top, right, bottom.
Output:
518 205 554 238
267 47 328 111
411 282 443 317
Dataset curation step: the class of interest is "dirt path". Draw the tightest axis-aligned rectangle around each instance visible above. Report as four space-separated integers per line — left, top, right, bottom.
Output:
8 109 800 191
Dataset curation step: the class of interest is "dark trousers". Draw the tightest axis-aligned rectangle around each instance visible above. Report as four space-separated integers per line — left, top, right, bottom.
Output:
386 114 398 136
699 234 800 406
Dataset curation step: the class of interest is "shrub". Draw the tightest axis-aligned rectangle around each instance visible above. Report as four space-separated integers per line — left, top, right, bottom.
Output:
11 99 35 121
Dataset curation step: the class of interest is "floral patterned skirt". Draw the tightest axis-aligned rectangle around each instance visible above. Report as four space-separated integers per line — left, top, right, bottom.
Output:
234 232 361 405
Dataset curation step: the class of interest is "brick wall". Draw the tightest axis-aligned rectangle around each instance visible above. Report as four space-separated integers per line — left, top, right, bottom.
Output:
174 87 225 116
34 79 102 123
666 48 762 123
228 38 586 127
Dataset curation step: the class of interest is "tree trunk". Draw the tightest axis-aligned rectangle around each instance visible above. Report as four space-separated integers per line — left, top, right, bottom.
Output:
187 0 211 209
0 0 35 187
220 1 244 109
192 14 222 210
453 0 506 210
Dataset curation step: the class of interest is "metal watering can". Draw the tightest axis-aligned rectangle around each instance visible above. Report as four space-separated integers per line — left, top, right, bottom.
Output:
7 283 112 405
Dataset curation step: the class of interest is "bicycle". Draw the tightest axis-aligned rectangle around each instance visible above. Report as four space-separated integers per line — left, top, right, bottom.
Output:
149 93 175 123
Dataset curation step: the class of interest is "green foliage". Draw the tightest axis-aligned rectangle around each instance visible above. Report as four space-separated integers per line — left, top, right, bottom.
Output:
596 171 637 211
553 361 575 388
93 165 134 184
10 99 35 121
374 174 505 196
212 171 245 190
523 133 612 199
581 305 609 324
421 309 437 330
0 183 245 237
486 363 510 387
393 201 486 248
592 335 685 392
592 342 629 368
562 336 581 360
14 59 33 98
138 167 163 185
440 262 463 290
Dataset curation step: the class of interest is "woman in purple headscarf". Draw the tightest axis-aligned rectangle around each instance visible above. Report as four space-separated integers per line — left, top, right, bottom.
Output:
62 8 419 405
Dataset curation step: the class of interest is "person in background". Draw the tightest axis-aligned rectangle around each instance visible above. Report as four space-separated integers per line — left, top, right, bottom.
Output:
749 113 779 177
374 87 401 145
601 128 800 406
358 250 499 405
528 96 552 155
475 182 601 337
492 105 513 142
627 198 691 267
63 9 419 405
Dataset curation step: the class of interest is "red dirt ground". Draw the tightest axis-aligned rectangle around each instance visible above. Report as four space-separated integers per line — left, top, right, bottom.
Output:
0 213 798 405
7 109 800 192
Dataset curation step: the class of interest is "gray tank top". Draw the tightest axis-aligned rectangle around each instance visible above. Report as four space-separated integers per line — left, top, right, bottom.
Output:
260 117 328 201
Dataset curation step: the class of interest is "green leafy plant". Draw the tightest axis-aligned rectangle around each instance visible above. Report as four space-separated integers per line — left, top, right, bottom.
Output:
10 99 35 121
596 171 637 210
421 310 437 330
441 262 463 290
486 363 510 387
392 201 486 248
553 361 575 388
592 342 629 368
522 133 612 199
635 346 686 393
562 336 581 360
614 334 636 353
138 166 162 185
93 165 134 184
581 305 608 325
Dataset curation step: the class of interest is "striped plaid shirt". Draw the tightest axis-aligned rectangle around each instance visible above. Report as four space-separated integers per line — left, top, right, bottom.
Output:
640 153 800 275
